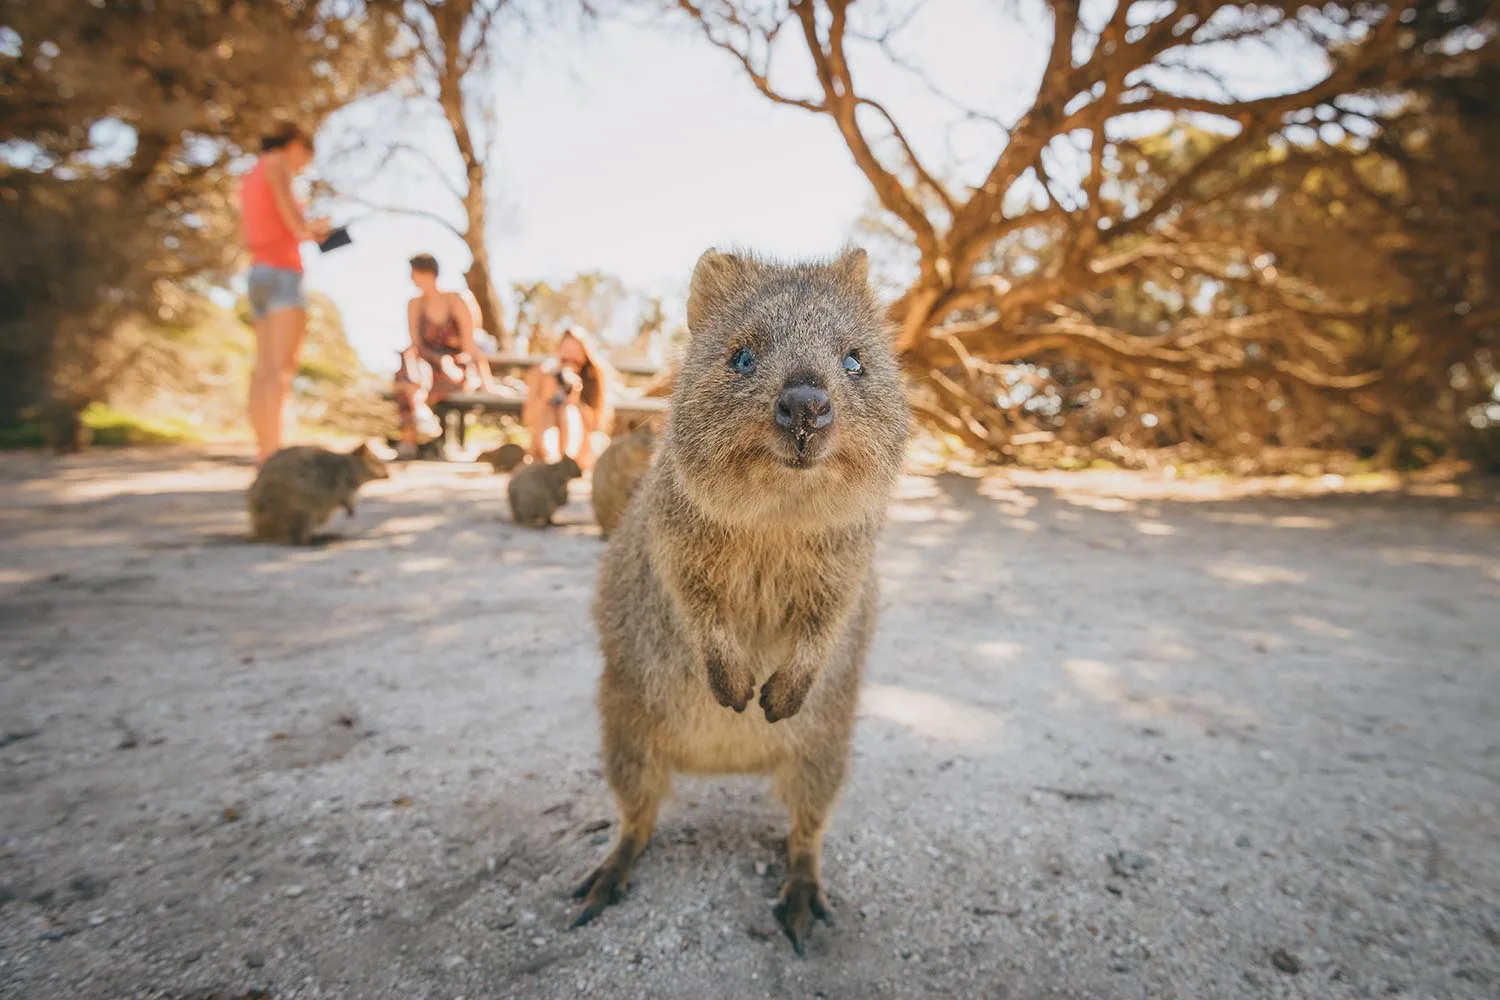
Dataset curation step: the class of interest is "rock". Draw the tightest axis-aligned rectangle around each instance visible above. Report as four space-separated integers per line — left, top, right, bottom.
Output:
1106 850 1149 878
1270 947 1302 975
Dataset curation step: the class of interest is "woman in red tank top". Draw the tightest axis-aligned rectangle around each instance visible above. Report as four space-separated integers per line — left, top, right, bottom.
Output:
239 124 330 465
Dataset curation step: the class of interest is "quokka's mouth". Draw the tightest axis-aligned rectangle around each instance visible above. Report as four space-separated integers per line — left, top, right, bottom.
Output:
779 443 832 470
768 425 834 469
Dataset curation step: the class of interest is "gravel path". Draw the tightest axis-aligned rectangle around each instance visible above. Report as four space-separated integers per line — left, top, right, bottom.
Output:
1 448 1497 1000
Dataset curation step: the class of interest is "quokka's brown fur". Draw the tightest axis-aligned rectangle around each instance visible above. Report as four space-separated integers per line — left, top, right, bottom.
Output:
508 456 582 527
573 247 909 955
478 441 528 473
589 421 659 539
247 443 389 545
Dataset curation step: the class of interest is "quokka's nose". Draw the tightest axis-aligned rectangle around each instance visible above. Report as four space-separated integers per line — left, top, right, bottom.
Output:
775 384 834 433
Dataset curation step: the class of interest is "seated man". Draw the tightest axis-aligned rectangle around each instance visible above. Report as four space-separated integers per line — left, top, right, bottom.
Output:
392 253 495 457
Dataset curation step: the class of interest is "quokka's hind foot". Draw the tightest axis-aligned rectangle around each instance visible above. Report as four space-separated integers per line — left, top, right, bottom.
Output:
772 875 832 956
283 513 314 546
569 836 646 928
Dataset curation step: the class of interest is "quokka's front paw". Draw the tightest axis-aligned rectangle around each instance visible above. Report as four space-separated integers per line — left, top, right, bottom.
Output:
706 656 755 712
759 667 816 723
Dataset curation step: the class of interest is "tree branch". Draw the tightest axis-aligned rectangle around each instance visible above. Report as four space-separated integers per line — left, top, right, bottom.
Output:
675 1 826 112
336 191 466 239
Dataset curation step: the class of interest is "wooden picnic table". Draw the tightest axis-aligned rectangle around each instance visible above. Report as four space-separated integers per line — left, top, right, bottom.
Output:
379 384 669 453
485 353 663 380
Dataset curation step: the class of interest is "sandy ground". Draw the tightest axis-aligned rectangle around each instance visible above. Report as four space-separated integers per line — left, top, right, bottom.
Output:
1 447 1498 1000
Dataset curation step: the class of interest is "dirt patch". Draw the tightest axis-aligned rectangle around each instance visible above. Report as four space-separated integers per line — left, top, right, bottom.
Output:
2 447 1497 998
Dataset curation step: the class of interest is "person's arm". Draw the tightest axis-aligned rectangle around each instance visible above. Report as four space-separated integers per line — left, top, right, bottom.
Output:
453 292 495 390
459 288 485 335
263 152 313 241
407 298 430 361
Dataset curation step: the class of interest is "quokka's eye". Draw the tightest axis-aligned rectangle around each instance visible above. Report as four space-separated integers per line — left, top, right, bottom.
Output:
842 351 864 376
729 346 757 375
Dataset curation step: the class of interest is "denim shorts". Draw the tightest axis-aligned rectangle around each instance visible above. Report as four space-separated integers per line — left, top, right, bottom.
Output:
246 265 307 320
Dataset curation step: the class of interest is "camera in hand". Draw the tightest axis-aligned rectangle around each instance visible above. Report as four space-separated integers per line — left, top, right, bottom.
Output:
317 225 352 253
549 365 583 407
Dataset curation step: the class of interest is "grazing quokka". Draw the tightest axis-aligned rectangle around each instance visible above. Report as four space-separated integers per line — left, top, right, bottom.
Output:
507 456 582 527
589 421 659 539
573 247 909 955
247 443 390 545
478 441 527 473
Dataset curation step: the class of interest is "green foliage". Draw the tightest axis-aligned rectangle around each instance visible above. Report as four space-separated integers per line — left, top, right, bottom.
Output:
0 0 404 424
0 403 201 450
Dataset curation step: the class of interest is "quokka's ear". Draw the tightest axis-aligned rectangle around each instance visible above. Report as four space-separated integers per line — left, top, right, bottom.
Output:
832 245 870 288
687 248 756 335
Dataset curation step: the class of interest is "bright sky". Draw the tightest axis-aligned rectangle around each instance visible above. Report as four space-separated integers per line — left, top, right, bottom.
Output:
281 0 1329 370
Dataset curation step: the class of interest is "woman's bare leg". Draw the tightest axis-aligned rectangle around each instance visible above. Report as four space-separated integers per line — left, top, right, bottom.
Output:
523 368 561 463
574 407 600 470
394 381 428 446
556 403 588 466
277 307 308 447
250 307 305 464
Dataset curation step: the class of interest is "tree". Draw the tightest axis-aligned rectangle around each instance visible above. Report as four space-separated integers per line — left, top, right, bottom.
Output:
0 0 401 425
325 0 606 346
678 1 1498 459
324 0 516 342
511 271 629 353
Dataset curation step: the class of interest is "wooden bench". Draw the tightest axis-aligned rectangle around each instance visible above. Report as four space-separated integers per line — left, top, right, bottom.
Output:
379 351 669 454
485 353 664 381
379 385 669 452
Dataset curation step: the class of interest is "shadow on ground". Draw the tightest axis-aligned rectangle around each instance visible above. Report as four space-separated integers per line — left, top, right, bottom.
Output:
1 448 1497 999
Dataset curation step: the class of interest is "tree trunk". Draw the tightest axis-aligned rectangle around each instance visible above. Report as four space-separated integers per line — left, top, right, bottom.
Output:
459 159 505 347
432 4 508 351
463 230 506 348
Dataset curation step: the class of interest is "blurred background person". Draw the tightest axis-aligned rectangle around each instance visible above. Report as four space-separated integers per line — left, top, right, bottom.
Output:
393 253 496 459
240 122 330 465
521 327 616 470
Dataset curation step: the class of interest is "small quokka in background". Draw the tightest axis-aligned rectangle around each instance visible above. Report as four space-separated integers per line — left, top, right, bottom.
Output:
590 421 659 539
478 441 527 473
573 246 909 955
247 443 390 545
507 455 581 527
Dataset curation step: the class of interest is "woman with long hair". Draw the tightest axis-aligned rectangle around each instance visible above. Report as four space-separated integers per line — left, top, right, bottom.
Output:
522 327 616 470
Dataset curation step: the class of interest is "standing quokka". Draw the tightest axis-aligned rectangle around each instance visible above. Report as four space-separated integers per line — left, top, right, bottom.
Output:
589 421 659 539
507 456 582 527
574 247 909 955
247 443 390 545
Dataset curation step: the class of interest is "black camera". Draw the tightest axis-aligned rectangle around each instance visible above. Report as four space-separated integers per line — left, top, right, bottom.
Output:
550 365 582 407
